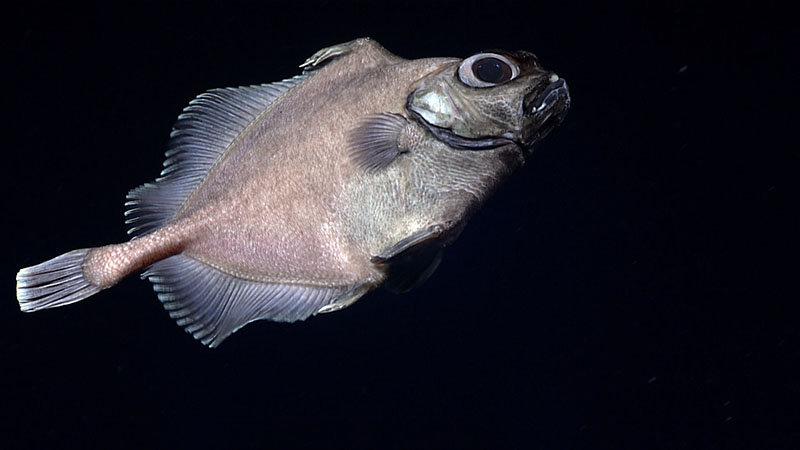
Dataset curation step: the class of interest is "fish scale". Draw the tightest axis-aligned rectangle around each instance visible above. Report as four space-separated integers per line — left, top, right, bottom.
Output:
15 38 569 347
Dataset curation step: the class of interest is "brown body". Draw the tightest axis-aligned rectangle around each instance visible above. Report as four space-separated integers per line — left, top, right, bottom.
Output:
16 38 569 347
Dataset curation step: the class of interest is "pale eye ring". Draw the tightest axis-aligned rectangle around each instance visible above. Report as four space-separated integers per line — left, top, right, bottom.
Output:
458 53 520 88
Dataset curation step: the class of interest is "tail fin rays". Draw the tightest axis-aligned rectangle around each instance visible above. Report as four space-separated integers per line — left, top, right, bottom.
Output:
16 249 102 312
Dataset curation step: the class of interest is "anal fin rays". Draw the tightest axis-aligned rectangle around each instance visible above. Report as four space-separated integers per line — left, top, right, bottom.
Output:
144 254 359 347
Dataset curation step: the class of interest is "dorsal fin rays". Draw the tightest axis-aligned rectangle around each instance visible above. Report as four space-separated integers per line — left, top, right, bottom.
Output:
144 254 358 347
125 75 307 238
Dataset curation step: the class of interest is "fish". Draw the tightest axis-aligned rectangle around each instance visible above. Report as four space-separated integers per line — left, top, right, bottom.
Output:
15 38 570 347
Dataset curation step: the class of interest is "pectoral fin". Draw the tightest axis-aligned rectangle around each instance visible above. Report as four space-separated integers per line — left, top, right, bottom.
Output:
348 113 410 171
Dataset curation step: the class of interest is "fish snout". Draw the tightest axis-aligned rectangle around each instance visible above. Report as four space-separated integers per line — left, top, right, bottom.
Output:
525 76 570 117
521 76 570 149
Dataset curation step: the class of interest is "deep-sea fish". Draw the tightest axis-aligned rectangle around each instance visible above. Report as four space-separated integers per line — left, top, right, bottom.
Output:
16 38 570 347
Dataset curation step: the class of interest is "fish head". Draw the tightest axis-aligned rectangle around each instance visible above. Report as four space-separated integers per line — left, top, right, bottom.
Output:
407 50 570 152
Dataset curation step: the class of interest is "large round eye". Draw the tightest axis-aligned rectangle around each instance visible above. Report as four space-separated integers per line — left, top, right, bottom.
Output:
458 53 520 88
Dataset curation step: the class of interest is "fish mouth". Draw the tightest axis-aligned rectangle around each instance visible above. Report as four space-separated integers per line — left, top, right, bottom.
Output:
407 109 518 151
521 78 570 149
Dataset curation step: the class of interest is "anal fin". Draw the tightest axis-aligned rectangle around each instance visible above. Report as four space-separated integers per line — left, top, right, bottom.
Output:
144 254 358 347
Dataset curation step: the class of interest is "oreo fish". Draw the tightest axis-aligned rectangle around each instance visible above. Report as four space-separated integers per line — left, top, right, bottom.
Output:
16 38 570 347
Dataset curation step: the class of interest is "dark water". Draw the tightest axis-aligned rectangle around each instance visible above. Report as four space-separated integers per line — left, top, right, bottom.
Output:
4 2 797 448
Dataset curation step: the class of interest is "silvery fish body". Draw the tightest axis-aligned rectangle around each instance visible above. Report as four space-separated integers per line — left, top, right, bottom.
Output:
16 38 570 347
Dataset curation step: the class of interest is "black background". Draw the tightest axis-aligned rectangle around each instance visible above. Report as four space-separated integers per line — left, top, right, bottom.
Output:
3 1 797 449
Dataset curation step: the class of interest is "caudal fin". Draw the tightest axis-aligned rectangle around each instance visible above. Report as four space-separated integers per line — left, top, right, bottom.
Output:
16 248 102 312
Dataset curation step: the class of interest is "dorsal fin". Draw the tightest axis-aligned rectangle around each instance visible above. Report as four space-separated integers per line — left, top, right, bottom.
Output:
125 75 307 237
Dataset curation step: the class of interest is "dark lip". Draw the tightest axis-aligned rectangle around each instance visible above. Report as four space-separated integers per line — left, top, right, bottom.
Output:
525 78 569 115
522 78 570 148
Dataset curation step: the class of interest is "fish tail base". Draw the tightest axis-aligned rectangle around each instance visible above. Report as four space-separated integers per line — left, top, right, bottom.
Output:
16 248 102 312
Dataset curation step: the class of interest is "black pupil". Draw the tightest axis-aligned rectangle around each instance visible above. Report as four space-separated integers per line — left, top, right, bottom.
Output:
473 57 510 83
